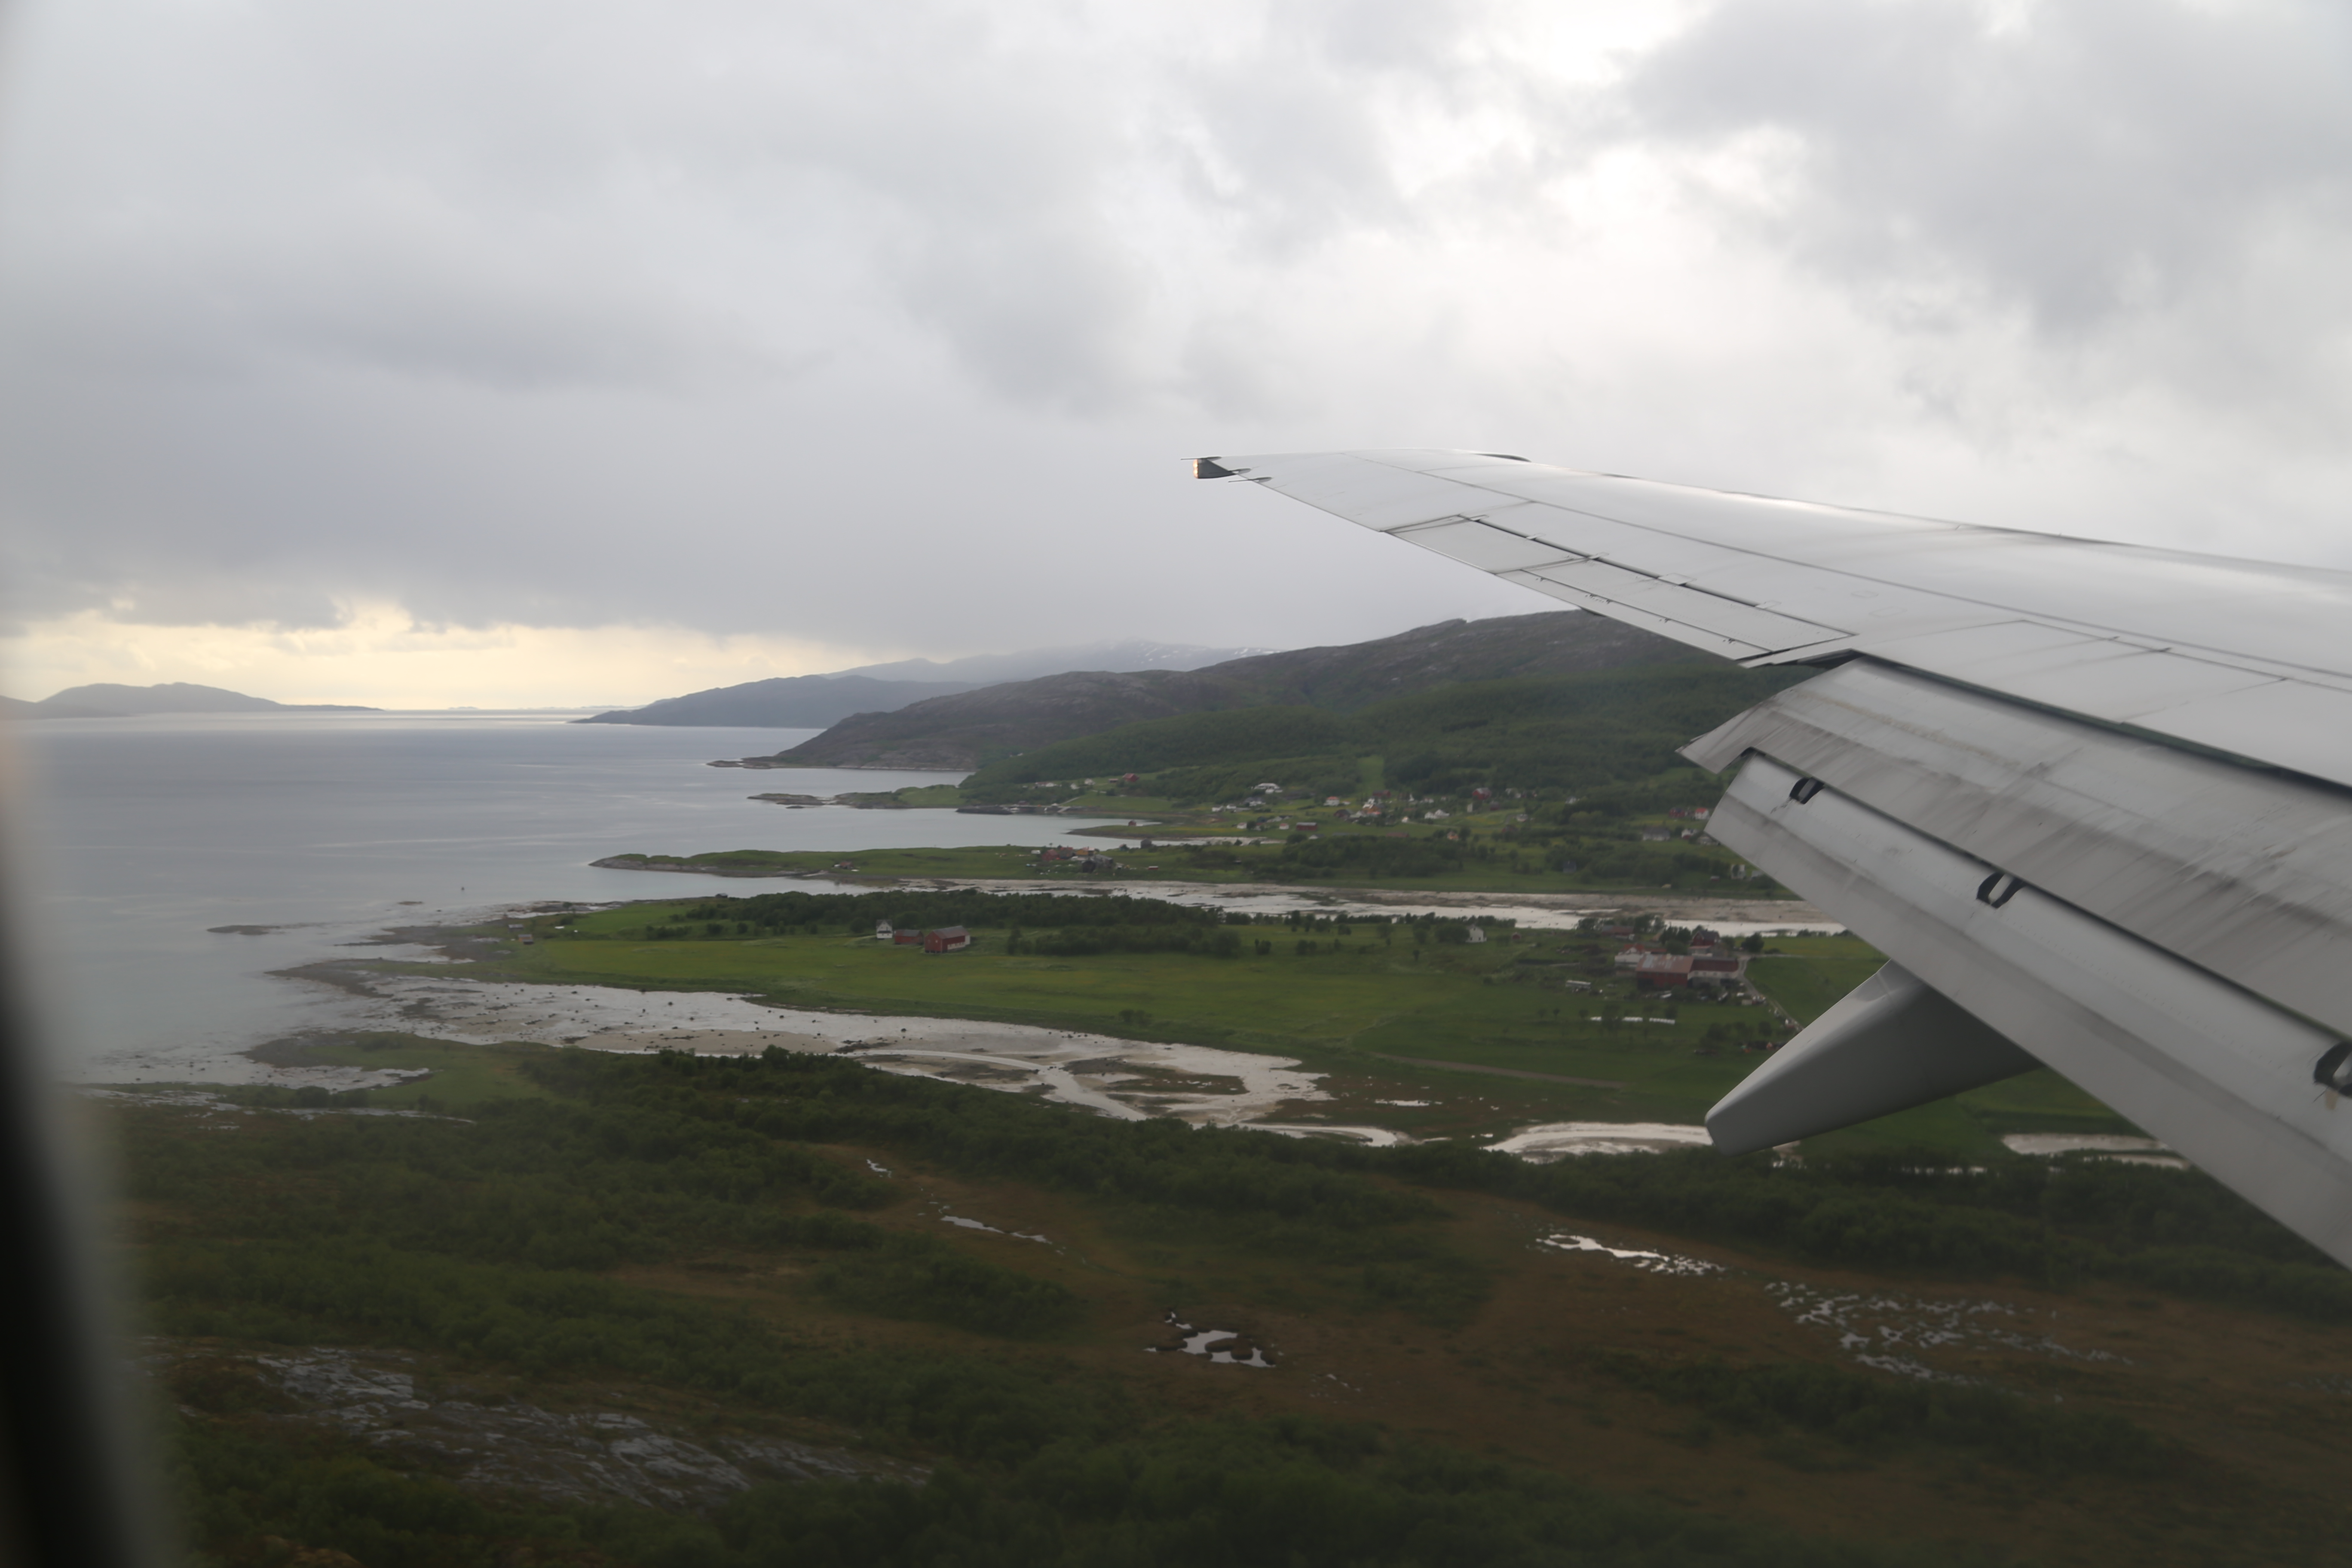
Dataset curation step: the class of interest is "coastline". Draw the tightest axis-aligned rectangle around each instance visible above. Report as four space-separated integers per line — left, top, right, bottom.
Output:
586 858 1835 931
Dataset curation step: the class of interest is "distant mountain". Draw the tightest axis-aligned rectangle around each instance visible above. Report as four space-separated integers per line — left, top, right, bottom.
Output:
962 659 1811 805
576 674 985 729
1 682 377 718
576 640 1276 729
832 640 1275 686
730 611 1699 772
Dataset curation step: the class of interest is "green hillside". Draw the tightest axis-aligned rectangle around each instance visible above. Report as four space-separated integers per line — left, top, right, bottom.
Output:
964 662 1811 805
733 611 1699 771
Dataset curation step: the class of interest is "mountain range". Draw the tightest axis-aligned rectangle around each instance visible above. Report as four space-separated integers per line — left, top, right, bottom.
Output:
575 640 1274 729
726 611 1699 772
0 683 378 719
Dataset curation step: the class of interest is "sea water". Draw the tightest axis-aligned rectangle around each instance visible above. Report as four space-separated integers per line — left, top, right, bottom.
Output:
7 711 1119 1081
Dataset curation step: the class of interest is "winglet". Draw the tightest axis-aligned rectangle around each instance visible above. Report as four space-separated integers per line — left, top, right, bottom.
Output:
1194 457 1238 478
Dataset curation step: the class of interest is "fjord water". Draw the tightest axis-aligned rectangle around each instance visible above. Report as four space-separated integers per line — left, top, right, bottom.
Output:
9 712 1111 1082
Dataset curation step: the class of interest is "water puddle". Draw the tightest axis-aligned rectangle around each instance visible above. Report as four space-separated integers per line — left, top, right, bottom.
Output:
1243 1121 1411 1146
1768 1281 2131 1380
2000 1133 2187 1168
1146 1311 1273 1367
1539 1233 1721 1277
937 1211 1050 1244
1487 1122 1713 1160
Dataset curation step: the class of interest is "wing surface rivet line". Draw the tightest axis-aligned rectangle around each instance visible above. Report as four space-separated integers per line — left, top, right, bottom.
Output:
1788 778 1825 804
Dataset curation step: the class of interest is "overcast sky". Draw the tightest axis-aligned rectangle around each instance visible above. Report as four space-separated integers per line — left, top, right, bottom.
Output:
1 0 2347 706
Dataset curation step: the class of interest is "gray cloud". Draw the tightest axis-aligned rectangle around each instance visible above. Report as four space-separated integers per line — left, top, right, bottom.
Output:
1621 0 2352 333
1 0 2349 665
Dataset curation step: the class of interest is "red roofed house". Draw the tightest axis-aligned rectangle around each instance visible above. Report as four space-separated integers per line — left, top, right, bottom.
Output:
923 926 971 954
1632 952 1694 987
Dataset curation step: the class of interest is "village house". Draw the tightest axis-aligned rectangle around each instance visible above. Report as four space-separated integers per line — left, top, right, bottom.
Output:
1631 952 1694 986
1628 949 1750 989
922 926 972 954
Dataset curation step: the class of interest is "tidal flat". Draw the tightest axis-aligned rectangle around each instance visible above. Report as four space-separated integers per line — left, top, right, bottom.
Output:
259 894 2138 1158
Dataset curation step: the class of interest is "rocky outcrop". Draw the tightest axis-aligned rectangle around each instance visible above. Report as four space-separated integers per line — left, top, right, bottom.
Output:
144 1344 922 1514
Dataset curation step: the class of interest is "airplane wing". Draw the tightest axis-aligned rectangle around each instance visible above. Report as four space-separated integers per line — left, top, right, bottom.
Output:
1200 449 2352 1267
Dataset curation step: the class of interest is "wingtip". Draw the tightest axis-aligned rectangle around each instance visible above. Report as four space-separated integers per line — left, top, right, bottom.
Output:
1194 457 1237 479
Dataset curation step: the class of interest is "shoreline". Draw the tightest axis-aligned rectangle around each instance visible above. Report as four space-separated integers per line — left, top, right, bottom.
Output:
586 859 1835 929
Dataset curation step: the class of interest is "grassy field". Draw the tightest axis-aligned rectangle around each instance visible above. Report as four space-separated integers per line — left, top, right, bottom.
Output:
113 1046 2352 1568
1743 938 1889 1022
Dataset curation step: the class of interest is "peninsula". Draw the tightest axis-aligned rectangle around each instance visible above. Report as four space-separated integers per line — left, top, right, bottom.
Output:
0 681 378 718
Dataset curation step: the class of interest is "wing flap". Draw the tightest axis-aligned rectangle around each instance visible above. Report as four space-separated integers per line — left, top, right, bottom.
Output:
1845 620 2286 712
1509 559 1847 654
1684 659 2352 1041
2139 680 2352 790
1712 753 2352 1266
1387 517 1583 573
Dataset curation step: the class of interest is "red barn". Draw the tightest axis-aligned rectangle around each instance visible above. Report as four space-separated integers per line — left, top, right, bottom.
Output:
1631 952 1694 987
923 926 971 954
